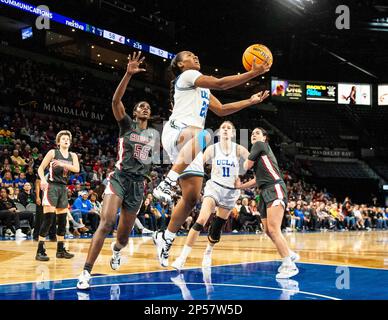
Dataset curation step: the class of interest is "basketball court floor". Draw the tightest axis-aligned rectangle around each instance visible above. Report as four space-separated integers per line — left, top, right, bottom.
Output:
0 231 387 300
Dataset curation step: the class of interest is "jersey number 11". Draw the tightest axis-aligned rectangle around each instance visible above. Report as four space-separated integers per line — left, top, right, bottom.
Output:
222 167 230 177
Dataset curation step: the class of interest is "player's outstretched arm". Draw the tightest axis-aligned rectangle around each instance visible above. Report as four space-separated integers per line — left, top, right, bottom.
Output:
209 90 269 117
112 51 146 121
194 58 270 90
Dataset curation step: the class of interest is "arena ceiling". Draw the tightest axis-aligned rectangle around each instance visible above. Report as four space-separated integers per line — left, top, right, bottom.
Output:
2 0 388 82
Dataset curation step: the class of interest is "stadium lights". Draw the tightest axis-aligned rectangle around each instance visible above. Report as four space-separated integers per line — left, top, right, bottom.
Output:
367 19 388 32
97 54 101 57
98 62 102 65
91 45 95 49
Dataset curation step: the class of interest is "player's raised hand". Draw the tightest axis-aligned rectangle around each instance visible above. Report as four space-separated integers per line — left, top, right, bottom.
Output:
126 51 146 75
249 90 270 104
251 58 271 75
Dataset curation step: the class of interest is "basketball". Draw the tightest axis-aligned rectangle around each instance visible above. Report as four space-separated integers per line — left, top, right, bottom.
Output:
242 44 273 71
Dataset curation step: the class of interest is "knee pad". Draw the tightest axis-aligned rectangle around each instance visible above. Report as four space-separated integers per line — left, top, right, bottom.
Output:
39 212 55 238
208 216 227 244
192 222 204 232
197 130 209 151
56 213 67 236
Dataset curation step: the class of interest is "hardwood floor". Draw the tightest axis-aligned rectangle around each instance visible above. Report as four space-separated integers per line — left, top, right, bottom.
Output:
0 230 387 285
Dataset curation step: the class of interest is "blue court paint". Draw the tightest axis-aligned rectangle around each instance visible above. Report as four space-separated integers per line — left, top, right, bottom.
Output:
0 261 387 300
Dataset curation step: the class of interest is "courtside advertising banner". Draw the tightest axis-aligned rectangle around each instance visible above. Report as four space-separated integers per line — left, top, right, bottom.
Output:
378 85 388 106
337 83 371 105
271 79 305 102
306 83 337 102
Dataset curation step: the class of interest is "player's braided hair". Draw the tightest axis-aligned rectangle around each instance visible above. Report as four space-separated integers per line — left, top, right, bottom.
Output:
169 51 186 112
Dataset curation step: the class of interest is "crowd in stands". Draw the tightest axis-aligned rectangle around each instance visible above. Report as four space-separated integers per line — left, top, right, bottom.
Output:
1 52 388 241
0 52 171 123
1 107 387 240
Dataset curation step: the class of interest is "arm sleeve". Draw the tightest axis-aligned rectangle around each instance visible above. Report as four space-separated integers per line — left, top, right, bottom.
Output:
248 142 266 162
176 70 202 89
118 114 134 136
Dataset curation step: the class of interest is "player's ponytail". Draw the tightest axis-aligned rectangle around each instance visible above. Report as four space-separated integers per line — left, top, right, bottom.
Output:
169 79 176 111
168 51 185 111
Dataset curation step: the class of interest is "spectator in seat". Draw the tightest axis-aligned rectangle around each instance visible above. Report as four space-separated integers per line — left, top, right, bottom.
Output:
25 166 36 185
138 198 157 231
239 198 258 231
91 167 104 184
2 171 14 188
88 192 101 233
34 153 44 169
293 203 304 231
302 203 312 231
10 149 26 167
250 199 263 231
18 182 36 207
14 172 27 190
381 208 388 229
0 188 14 237
0 159 11 173
70 191 91 233
0 187 31 239
316 202 330 230
376 207 387 229
360 205 371 230
342 200 356 230
154 201 171 230
0 148 12 164
31 147 39 160
353 205 365 230
329 203 344 230
69 172 85 185
7 186 19 202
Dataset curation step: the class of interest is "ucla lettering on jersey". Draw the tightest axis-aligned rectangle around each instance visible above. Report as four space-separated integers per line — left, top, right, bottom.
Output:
211 142 239 188
169 69 210 129
199 89 210 118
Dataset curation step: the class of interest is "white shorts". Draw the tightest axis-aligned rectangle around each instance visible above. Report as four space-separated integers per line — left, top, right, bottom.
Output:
203 180 241 210
162 120 204 178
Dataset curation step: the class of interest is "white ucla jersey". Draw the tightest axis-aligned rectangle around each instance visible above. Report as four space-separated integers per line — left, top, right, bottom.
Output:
211 142 239 188
169 69 210 129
